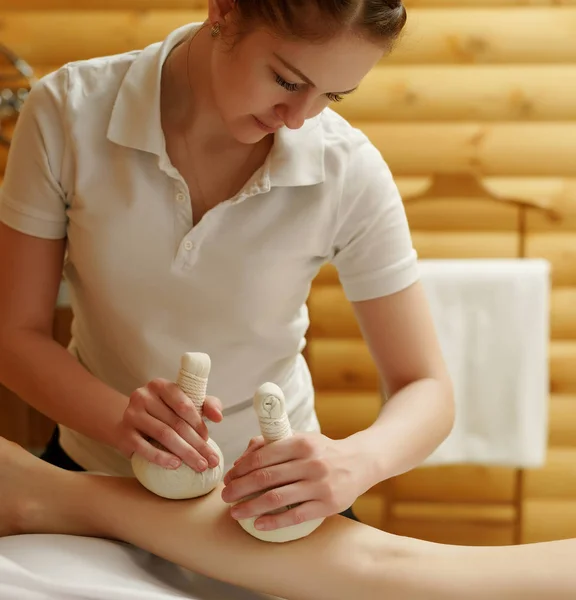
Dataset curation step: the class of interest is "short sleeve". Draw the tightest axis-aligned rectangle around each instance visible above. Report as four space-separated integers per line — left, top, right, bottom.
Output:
330 136 419 302
0 67 70 239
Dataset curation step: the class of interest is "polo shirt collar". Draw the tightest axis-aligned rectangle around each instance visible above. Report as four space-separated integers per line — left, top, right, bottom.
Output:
107 24 191 156
107 23 325 188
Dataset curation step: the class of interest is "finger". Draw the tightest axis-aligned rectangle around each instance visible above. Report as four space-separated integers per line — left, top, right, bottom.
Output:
150 379 210 441
202 395 223 423
225 438 267 484
229 481 312 520
225 437 292 482
130 434 182 470
232 436 265 466
222 459 306 504
145 395 221 469
253 499 327 532
133 411 210 472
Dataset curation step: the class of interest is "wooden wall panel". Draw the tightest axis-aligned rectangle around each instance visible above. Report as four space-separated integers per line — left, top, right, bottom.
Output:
309 285 576 342
315 392 381 440
315 392 576 451
405 0 576 5
526 233 576 286
391 467 516 504
363 123 576 176
548 395 576 447
549 342 576 394
523 500 576 542
335 66 576 122
316 392 576 464
3 9 576 66
550 289 576 339
411 231 519 257
352 492 386 530
393 502 516 523
388 505 516 545
389 503 516 547
0 11 205 65
404 197 520 231
2 0 207 7
309 339 576 394
386 8 576 65
524 449 576 500
308 339 377 391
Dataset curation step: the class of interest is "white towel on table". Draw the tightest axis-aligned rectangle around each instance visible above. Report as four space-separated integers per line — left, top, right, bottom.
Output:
417 258 550 468
0 534 280 600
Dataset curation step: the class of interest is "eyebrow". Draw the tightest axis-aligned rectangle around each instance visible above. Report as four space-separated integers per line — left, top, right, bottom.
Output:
273 52 358 95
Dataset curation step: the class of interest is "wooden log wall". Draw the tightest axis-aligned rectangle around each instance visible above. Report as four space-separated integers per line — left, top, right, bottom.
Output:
1 0 575 544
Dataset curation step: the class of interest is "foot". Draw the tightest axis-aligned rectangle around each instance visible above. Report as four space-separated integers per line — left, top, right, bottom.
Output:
0 437 56 536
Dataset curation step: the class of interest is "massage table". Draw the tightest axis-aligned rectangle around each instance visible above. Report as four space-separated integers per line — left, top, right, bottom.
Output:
0 534 280 600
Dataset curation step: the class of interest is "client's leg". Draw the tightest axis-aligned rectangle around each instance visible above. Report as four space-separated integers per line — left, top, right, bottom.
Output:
1 437 394 600
1 437 575 600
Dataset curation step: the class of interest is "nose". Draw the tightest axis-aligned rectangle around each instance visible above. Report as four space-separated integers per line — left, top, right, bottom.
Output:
275 96 314 130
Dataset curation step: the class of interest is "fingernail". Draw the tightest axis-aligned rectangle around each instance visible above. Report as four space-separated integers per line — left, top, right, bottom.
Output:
208 454 219 468
254 521 267 530
168 459 181 469
197 459 208 471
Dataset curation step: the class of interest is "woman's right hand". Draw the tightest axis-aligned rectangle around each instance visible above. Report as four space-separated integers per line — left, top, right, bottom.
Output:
116 378 223 472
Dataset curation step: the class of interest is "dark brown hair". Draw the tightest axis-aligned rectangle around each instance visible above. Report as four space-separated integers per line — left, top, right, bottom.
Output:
229 0 407 49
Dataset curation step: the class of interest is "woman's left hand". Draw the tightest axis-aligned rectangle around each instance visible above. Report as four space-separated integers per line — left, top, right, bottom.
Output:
220 433 365 531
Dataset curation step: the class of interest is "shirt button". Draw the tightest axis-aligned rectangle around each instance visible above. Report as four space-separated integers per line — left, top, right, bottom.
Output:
176 192 186 203
184 240 194 251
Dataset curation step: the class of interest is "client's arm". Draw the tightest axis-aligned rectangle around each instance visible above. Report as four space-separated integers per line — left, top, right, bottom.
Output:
2 438 575 600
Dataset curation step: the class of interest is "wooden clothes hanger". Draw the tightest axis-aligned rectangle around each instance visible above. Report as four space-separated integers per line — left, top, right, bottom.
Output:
403 172 562 216
402 171 565 257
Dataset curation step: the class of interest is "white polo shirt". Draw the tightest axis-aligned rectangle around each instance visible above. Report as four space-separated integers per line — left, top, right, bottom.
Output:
0 23 419 475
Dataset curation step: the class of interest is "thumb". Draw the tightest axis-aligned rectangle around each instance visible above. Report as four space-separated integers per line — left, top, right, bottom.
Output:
203 395 223 422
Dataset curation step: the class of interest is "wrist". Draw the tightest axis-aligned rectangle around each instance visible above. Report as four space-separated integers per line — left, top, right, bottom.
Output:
109 417 134 458
339 433 384 495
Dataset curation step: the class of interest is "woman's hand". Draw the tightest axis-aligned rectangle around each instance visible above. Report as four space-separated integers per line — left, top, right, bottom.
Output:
221 433 365 531
116 378 223 471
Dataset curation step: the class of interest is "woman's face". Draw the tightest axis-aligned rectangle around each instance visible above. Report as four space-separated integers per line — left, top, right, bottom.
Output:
209 24 384 144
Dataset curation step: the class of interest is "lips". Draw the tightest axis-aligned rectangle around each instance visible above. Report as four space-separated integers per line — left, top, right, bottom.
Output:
254 116 282 132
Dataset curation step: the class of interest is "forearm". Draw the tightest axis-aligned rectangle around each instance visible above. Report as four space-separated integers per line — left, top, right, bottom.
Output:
346 377 454 489
0 329 127 447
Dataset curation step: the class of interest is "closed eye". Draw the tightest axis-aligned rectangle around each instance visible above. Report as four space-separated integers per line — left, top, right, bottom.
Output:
275 74 350 103
275 74 299 93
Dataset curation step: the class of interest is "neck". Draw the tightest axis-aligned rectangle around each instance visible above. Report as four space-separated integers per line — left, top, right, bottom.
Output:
161 25 239 152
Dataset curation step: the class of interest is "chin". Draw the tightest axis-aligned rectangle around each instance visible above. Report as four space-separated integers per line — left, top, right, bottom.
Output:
228 118 270 145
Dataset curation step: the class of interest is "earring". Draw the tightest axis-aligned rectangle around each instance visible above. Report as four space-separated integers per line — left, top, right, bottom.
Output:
211 22 221 38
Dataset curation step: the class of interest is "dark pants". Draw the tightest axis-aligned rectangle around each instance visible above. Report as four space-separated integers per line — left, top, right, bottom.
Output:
40 428 87 471
40 427 360 522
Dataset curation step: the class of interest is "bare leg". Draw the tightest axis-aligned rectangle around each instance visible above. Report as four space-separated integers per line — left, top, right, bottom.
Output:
1 438 575 600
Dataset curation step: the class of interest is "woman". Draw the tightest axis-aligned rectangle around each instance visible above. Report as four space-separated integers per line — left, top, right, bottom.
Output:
0 0 454 532
1 437 574 600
